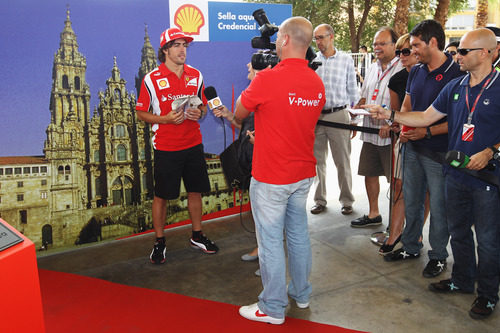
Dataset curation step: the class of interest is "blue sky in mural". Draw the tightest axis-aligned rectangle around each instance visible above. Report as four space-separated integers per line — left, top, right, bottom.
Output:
0 0 266 156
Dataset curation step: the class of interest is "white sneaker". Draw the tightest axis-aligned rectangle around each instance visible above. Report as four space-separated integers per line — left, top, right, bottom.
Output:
239 303 285 325
296 301 310 309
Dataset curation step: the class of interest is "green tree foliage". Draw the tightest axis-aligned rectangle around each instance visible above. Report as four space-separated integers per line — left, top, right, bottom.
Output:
246 0 470 52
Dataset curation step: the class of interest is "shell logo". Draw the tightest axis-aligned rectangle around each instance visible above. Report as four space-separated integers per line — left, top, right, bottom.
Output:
174 4 205 35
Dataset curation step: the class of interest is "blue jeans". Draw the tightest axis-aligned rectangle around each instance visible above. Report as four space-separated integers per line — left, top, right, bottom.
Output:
250 177 313 318
446 176 500 301
402 143 449 259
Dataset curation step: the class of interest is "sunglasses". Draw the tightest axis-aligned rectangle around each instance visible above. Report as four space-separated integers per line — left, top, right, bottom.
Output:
395 48 411 57
456 48 491 56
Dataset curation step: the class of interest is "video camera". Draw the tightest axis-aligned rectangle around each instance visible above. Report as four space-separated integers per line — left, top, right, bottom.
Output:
250 9 321 71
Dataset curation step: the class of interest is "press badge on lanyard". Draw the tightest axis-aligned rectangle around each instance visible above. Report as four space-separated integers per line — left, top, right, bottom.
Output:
462 124 474 142
463 69 495 142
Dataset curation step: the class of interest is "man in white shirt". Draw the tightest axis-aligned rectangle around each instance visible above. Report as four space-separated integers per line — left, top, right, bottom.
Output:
351 27 402 228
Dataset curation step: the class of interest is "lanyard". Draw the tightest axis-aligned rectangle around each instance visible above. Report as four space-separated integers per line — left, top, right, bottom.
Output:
375 59 400 91
465 69 495 124
371 59 399 103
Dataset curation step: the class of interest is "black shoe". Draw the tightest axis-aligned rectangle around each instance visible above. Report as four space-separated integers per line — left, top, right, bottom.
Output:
422 259 447 278
150 241 166 264
428 279 471 294
310 204 325 214
378 235 401 256
190 234 219 254
469 296 497 320
351 215 382 228
384 248 419 262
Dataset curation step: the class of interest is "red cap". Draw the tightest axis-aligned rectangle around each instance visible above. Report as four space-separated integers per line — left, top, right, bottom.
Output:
160 28 194 48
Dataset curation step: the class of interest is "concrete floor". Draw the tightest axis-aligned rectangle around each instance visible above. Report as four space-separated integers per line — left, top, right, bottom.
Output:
37 141 499 333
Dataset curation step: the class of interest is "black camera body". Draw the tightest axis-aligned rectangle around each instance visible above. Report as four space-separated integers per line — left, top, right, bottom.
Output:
250 9 321 71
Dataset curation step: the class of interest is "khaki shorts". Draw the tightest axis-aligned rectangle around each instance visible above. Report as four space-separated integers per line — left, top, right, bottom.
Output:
358 142 391 182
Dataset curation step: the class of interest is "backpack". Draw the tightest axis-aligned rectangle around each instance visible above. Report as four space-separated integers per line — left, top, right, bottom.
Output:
220 114 254 190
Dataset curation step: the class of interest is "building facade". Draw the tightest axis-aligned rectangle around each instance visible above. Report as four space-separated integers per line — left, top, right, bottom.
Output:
445 2 500 43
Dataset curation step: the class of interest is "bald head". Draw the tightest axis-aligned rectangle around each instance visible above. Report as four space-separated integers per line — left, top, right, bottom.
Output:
280 16 313 50
461 28 497 51
314 24 334 36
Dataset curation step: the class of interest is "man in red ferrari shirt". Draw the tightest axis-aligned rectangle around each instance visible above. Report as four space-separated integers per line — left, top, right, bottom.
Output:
235 17 325 324
136 28 217 265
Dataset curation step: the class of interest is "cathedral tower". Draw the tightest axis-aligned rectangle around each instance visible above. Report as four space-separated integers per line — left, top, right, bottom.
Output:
135 25 158 96
92 57 140 207
135 25 157 200
44 8 90 213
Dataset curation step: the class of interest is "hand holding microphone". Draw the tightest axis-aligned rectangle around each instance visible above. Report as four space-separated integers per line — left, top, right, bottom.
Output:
204 86 224 111
445 150 495 171
205 86 236 123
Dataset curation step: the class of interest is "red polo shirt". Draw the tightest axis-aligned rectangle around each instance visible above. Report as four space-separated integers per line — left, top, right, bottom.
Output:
136 63 207 151
241 58 325 185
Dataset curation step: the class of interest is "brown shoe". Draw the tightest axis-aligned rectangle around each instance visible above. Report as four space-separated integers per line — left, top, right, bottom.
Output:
341 206 353 215
310 204 325 214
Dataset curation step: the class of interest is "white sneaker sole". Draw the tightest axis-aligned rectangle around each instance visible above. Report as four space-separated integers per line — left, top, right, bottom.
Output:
190 239 217 254
296 301 309 309
239 303 284 325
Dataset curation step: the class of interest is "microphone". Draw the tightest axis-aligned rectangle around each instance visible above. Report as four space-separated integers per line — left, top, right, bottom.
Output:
445 150 469 168
204 86 223 110
445 150 496 170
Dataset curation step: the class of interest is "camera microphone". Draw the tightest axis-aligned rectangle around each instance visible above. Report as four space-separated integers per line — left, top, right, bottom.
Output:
445 150 496 170
204 86 223 110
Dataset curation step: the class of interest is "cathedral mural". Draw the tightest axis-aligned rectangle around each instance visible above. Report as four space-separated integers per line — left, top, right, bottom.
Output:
0 6 252 252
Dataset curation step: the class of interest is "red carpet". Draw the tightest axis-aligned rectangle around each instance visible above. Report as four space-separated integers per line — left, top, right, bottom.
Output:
39 269 365 332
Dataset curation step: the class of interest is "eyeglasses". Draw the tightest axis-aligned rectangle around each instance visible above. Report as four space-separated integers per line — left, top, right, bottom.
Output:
313 34 330 42
395 48 411 57
448 51 457 56
372 42 394 48
456 48 490 56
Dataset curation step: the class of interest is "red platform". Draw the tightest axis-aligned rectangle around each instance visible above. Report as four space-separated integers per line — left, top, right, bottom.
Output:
0 218 45 333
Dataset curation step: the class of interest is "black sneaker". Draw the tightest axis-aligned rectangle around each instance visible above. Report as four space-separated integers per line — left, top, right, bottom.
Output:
384 248 420 262
422 259 447 278
428 279 471 294
350 215 382 228
469 296 497 320
150 241 166 264
190 234 219 254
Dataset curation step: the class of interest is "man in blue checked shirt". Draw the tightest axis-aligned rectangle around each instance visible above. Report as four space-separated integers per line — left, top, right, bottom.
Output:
310 24 359 216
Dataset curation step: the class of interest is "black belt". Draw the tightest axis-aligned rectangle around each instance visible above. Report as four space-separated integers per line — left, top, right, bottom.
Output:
322 105 346 114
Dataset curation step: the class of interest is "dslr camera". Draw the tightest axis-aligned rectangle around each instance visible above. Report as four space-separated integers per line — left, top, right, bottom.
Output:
250 9 321 71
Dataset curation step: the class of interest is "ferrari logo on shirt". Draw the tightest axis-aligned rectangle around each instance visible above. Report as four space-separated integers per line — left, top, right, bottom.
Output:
157 78 170 90
186 77 198 87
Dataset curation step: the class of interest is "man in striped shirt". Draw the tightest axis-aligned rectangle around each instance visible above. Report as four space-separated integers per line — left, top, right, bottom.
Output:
351 27 402 228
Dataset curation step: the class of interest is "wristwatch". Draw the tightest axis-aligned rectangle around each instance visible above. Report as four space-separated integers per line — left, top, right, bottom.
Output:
489 146 500 161
425 127 432 139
